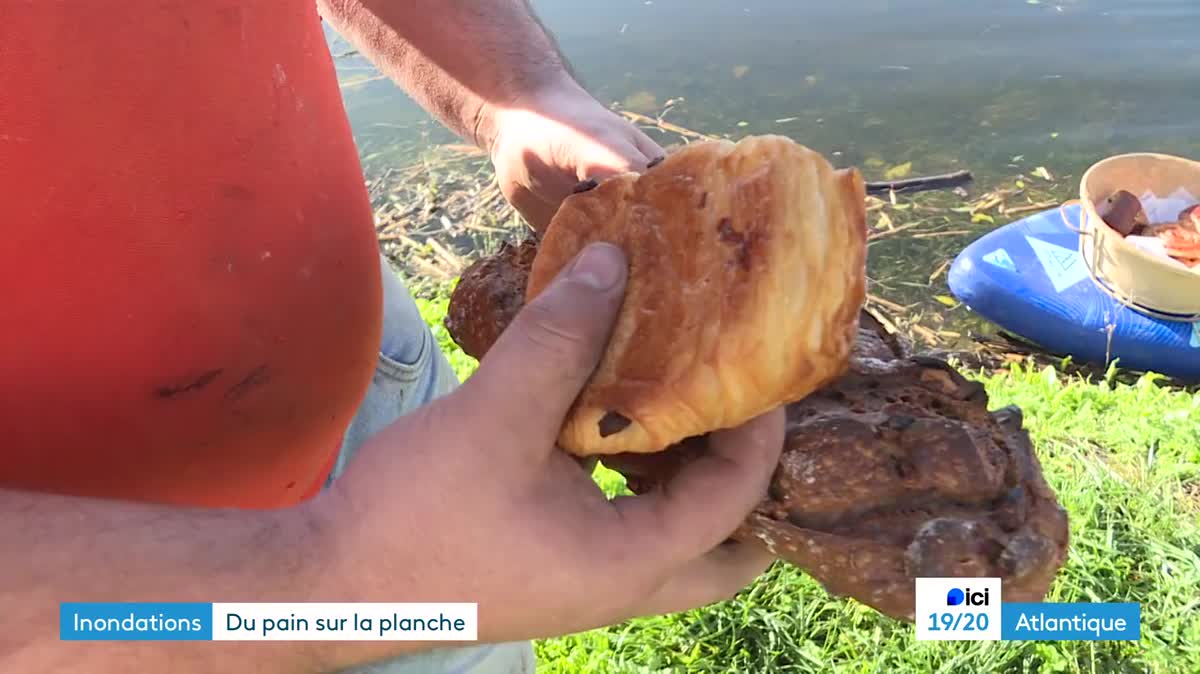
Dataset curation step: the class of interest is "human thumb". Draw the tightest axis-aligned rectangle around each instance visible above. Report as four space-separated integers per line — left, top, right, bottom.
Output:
461 242 628 445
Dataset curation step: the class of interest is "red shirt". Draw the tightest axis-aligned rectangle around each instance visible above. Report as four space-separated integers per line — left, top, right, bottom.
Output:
0 2 383 508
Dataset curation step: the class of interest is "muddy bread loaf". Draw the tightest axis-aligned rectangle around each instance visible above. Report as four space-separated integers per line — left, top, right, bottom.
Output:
607 319 1069 620
443 238 538 361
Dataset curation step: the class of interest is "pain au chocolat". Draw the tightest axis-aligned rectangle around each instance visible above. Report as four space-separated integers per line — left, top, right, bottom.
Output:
524 135 868 455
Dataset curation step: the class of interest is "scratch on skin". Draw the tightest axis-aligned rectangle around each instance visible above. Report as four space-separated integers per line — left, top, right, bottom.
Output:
155 369 224 399
225 365 272 401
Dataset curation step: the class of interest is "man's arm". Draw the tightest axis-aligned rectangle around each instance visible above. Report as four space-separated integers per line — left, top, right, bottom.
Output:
317 0 581 152
0 486 428 673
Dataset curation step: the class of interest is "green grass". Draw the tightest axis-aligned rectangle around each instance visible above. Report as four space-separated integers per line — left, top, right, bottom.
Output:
415 291 1200 674
413 285 481 379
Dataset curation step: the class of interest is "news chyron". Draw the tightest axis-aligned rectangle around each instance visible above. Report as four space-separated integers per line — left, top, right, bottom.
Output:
915 578 1140 641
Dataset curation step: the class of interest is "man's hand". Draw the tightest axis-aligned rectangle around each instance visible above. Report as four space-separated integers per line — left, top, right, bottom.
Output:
329 241 783 643
487 78 666 233
317 0 665 234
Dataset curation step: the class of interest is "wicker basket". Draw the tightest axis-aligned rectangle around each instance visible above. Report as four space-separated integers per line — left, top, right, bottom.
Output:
1074 152 1200 321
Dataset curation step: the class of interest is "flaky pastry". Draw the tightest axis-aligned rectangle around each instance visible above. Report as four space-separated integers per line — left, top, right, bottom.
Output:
525 135 868 455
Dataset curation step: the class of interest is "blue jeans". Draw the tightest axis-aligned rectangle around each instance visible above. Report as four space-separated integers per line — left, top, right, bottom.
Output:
326 256 535 674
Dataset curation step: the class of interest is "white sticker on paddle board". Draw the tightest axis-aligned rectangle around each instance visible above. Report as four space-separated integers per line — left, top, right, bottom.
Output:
982 248 1016 272
1190 322 1200 349
1025 236 1088 293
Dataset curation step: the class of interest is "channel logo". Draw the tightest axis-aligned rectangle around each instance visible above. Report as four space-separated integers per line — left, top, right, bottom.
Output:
917 578 1142 642
946 587 990 607
916 577 1002 641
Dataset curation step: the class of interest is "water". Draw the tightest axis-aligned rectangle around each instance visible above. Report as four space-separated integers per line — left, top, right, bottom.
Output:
325 0 1200 349
328 0 1200 179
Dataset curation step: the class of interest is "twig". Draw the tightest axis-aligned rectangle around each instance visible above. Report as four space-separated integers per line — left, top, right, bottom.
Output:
911 229 973 239
410 256 452 280
864 305 902 340
1001 200 1059 216
378 234 427 251
439 144 487 157
463 221 511 235
969 188 1021 214
866 293 908 313
426 237 464 271
865 170 973 195
928 259 951 284
616 111 721 141
376 220 410 238
868 221 928 242
911 323 940 346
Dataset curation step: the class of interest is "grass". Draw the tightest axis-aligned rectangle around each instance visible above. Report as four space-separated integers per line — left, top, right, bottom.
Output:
415 288 1200 674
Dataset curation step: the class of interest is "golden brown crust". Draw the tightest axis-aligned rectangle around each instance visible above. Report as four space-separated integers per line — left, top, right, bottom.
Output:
525 135 868 455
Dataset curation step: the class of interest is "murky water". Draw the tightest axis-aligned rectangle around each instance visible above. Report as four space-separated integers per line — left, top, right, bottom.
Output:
325 0 1200 349
329 0 1200 178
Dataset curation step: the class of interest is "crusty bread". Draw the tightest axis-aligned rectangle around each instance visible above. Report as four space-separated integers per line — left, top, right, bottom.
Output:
525 135 868 455
445 239 539 361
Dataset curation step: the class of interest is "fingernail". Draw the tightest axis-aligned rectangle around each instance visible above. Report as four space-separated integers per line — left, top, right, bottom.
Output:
573 178 599 193
568 243 624 290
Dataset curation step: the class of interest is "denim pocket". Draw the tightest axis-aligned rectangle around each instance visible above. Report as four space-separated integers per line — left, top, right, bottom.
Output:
376 327 430 390
324 257 461 485
324 327 432 485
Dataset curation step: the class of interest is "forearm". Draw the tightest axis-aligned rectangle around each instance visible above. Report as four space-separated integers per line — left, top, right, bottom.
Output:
318 0 580 150
0 480 426 672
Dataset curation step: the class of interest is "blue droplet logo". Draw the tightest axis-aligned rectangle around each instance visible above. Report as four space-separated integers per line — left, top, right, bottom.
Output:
946 588 965 606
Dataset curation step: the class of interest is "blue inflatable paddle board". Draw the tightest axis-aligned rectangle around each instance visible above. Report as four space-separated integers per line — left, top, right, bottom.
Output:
947 202 1200 382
